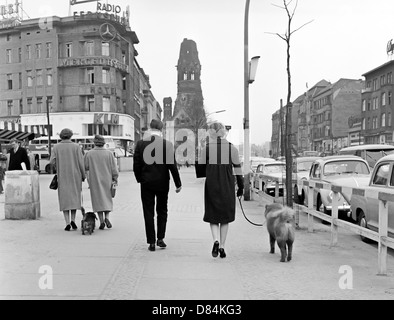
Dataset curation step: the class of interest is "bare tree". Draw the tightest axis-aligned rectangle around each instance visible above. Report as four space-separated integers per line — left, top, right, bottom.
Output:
268 0 313 207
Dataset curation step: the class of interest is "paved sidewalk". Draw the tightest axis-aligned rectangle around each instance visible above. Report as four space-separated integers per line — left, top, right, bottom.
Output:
0 168 394 300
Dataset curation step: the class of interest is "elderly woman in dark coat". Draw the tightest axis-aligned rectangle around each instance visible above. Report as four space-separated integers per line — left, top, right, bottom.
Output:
50 128 86 231
84 135 119 230
200 122 244 258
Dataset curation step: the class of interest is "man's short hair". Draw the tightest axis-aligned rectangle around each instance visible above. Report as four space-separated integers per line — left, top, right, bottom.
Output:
150 119 163 131
10 138 19 144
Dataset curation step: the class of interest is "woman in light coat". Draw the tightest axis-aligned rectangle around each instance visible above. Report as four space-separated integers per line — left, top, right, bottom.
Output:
50 128 86 231
84 134 119 230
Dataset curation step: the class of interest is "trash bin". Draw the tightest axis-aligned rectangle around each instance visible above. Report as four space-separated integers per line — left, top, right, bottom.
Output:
4 170 40 220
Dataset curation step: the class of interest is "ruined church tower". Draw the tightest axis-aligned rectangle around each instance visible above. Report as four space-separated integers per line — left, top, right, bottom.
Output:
173 38 204 119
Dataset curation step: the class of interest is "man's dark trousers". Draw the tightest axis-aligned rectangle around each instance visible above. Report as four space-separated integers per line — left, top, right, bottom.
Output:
140 183 169 244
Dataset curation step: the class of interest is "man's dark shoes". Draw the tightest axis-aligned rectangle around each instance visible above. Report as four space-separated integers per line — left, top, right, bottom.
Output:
70 221 78 230
64 224 71 231
212 241 219 258
157 239 167 248
219 248 226 258
148 244 156 251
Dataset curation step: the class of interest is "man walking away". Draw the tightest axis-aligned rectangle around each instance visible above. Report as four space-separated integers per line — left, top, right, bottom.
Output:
133 119 182 251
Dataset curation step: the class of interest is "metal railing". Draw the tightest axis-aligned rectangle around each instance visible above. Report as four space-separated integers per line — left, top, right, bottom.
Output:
250 173 394 275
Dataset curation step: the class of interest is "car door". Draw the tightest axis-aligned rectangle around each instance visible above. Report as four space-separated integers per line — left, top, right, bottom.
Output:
366 162 391 230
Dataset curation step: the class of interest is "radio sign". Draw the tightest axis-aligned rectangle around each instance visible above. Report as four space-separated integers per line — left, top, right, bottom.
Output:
71 0 129 27
97 2 121 14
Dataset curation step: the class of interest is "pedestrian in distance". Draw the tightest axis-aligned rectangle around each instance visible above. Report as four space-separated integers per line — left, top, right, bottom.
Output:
199 122 244 258
133 119 182 252
26 147 37 171
8 138 30 171
84 134 119 230
49 128 86 231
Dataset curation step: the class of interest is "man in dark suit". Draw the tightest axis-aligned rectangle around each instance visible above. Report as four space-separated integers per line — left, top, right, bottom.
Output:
133 119 182 251
8 138 31 171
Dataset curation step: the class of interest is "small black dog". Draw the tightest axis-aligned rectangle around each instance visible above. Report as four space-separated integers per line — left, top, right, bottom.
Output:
81 210 97 235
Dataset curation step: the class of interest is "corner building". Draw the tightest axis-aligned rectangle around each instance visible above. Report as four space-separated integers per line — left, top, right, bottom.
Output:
0 13 140 149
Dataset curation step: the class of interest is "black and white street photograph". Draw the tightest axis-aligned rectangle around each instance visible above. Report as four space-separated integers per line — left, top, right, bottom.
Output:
0 0 394 308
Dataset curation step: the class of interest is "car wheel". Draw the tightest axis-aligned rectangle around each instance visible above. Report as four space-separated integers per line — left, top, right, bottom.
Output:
358 211 373 243
317 195 331 225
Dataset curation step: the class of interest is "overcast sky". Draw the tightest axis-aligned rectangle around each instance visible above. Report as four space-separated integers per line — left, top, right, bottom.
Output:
17 0 394 145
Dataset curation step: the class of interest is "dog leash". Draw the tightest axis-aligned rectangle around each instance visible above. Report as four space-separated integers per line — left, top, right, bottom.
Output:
237 196 265 227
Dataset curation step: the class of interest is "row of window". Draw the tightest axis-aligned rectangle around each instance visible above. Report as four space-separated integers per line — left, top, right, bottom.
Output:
362 113 392 130
5 69 53 90
362 92 392 111
6 43 52 63
5 97 53 116
4 95 128 116
313 96 330 110
4 68 129 89
5 41 126 63
366 72 393 91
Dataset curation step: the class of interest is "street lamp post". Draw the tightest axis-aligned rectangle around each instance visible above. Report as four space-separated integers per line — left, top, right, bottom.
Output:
243 0 260 201
46 97 51 157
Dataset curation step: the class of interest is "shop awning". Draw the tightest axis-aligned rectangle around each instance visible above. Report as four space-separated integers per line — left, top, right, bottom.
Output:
0 121 48 142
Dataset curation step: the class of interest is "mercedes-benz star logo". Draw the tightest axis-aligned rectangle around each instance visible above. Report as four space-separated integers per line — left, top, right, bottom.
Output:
99 23 117 41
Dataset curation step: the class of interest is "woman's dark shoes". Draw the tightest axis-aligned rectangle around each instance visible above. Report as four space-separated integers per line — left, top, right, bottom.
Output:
219 248 226 258
212 241 219 258
148 244 156 251
64 224 71 231
99 222 105 230
70 221 78 230
157 239 167 248
104 218 112 229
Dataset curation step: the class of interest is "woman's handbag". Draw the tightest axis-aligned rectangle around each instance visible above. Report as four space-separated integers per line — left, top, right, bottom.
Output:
111 181 117 198
49 174 58 190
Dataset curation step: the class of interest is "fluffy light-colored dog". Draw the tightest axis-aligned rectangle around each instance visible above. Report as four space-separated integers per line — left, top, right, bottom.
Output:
264 203 295 262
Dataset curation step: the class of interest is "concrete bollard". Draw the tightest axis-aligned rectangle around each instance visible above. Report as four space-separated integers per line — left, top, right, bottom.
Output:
4 170 40 220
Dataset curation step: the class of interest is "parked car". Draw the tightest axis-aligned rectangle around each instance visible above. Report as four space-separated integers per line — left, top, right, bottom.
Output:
305 155 371 220
253 161 286 196
339 144 394 168
350 153 394 242
292 156 320 204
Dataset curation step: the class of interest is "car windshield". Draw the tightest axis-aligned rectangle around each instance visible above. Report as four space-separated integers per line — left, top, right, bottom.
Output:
323 160 370 176
297 160 314 172
263 164 285 174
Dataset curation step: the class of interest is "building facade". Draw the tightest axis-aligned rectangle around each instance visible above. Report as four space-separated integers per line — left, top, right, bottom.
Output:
0 12 160 150
361 60 394 145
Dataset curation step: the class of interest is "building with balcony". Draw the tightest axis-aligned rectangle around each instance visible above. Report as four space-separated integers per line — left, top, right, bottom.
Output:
361 60 394 145
0 13 160 150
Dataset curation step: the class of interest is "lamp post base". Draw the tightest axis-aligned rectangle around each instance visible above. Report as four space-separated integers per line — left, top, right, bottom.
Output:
243 173 251 201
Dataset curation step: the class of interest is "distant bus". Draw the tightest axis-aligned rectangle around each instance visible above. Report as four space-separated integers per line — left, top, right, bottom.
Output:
339 144 394 168
29 136 117 173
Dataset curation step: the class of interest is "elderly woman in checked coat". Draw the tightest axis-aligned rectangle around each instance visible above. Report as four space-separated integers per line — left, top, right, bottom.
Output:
50 128 86 231
84 134 119 230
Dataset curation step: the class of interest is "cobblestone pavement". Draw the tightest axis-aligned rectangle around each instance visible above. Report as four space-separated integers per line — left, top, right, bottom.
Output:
1 168 394 300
